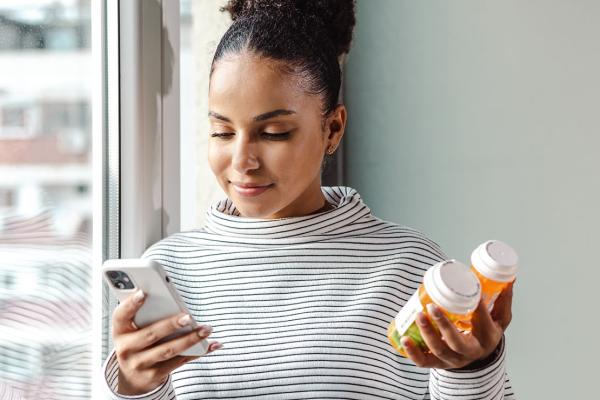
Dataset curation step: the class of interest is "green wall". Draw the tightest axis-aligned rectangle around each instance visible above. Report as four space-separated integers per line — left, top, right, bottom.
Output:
345 1 599 398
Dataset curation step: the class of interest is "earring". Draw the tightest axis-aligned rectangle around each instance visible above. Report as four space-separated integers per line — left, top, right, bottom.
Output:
327 146 336 155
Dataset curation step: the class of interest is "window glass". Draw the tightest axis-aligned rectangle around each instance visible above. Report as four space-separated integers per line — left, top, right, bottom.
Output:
0 1 92 398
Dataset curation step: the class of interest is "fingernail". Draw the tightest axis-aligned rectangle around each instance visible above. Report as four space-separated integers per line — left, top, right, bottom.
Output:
417 312 428 324
401 337 411 348
212 342 223 350
178 314 191 327
427 303 441 319
197 325 213 337
133 290 145 303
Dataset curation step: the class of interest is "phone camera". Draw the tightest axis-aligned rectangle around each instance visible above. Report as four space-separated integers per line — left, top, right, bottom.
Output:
107 271 119 279
106 270 135 290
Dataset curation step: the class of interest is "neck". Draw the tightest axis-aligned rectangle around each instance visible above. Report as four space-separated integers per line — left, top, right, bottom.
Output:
259 179 329 219
309 199 334 215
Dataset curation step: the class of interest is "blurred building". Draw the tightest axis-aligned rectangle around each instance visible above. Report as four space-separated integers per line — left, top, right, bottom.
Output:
0 1 91 233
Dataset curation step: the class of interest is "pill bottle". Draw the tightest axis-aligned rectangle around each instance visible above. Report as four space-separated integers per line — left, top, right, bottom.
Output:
470 240 518 310
387 260 481 357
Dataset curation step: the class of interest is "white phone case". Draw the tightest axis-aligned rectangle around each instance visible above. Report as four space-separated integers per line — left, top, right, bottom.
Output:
102 258 209 356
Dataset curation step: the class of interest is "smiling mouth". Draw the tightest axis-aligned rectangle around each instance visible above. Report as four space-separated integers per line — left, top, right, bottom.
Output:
231 182 274 197
231 182 272 188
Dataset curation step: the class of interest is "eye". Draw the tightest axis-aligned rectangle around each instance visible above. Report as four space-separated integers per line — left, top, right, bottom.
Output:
262 131 291 140
211 132 234 138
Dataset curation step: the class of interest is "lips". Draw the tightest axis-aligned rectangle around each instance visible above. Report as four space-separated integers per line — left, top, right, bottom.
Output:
231 182 272 188
231 181 274 197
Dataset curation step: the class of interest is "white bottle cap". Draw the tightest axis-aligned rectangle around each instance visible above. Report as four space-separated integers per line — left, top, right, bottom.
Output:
423 260 481 315
471 240 518 283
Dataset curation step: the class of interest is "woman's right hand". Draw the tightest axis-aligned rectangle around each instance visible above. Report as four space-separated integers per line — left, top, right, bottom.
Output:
112 290 223 395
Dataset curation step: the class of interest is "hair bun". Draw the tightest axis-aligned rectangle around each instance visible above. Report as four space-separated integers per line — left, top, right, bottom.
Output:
221 0 356 57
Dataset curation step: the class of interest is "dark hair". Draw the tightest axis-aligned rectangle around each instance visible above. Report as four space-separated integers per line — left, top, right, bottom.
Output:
212 0 356 116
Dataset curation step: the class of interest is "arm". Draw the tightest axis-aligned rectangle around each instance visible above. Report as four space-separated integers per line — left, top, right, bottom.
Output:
395 233 516 399
402 282 516 399
102 349 176 400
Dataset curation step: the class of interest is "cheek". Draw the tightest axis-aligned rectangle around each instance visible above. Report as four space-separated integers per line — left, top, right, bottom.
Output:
207 142 228 177
271 138 323 180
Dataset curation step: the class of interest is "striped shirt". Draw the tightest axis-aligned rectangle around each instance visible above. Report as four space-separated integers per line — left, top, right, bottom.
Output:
103 186 515 399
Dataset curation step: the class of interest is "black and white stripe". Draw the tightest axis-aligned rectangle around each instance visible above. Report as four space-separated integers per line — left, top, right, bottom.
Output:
103 186 515 400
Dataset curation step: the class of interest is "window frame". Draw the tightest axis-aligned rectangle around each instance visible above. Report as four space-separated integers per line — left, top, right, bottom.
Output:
92 0 181 395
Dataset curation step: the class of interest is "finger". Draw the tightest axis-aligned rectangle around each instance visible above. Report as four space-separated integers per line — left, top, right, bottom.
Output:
152 342 224 378
401 337 446 369
426 304 481 359
415 312 462 367
471 299 503 350
207 341 224 353
154 355 198 377
491 281 514 331
112 290 146 335
135 325 215 368
121 313 197 353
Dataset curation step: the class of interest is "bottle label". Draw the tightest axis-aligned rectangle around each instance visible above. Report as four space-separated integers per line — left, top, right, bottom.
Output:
395 292 423 335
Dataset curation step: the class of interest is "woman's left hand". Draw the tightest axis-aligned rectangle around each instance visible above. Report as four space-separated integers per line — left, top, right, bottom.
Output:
401 281 514 369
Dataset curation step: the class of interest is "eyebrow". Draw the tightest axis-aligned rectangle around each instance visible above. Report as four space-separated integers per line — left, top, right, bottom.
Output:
208 109 296 122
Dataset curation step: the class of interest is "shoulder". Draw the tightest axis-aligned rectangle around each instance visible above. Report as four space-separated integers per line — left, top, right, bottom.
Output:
141 229 211 260
367 216 449 262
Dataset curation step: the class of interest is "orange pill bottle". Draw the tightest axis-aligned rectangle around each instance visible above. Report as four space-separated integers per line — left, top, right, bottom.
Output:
387 260 481 357
470 240 518 310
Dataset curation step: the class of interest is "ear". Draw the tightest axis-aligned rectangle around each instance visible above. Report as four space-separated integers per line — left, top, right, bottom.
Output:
324 104 347 149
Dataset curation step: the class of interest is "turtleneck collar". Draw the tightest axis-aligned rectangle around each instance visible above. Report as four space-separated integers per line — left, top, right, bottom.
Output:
203 186 373 240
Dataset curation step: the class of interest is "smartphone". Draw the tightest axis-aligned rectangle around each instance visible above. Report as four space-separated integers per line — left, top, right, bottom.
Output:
102 258 209 356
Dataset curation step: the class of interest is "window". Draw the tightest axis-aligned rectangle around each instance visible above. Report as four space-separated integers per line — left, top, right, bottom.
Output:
0 1 92 398
0 102 36 138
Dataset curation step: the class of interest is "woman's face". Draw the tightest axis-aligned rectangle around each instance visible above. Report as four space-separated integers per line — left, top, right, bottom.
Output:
208 52 346 219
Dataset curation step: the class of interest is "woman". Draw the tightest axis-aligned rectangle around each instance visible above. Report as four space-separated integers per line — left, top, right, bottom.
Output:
103 1 515 399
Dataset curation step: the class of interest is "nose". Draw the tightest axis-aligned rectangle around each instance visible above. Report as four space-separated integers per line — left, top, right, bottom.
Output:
231 138 260 174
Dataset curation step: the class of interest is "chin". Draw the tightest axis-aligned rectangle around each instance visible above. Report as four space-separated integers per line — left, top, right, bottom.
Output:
229 185 280 212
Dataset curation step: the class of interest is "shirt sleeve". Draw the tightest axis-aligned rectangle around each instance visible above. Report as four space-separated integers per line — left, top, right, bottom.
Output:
426 336 516 399
102 349 177 400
